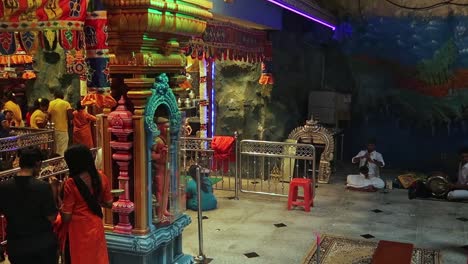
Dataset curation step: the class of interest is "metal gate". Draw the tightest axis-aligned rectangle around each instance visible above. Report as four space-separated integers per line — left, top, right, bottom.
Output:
180 136 238 194
239 140 316 197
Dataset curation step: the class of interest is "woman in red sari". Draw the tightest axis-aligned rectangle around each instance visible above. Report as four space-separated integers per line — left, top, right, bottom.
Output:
72 102 97 148
61 145 112 264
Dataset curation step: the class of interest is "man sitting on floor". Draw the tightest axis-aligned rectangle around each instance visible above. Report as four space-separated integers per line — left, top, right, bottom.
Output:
447 147 468 200
351 139 385 178
348 139 385 190
347 166 385 191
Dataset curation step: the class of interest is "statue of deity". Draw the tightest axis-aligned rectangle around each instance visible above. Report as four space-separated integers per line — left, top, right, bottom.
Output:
151 117 171 224
183 118 192 136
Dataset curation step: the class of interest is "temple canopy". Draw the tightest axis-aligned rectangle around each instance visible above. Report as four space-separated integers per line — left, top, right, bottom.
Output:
0 0 87 54
186 20 272 63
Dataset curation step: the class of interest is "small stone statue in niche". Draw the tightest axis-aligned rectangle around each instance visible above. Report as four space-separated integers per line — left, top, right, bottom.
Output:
183 118 192 136
151 117 172 224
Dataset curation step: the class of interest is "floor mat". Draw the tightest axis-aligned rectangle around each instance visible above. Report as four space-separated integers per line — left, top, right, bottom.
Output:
302 234 442 264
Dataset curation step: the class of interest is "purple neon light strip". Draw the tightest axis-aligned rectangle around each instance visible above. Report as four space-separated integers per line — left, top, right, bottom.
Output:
211 61 216 136
265 0 336 30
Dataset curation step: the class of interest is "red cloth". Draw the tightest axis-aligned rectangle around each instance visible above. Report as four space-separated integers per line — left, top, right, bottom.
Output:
372 240 414 264
211 136 235 173
0 216 6 243
61 173 112 264
25 112 32 127
53 214 68 252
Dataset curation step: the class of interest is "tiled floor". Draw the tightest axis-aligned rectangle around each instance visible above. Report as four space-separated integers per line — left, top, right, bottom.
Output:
183 168 468 264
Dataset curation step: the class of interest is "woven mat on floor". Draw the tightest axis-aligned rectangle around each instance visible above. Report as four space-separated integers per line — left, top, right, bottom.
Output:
302 235 442 264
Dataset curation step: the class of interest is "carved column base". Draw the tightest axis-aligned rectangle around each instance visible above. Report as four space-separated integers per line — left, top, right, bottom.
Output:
112 200 135 234
113 222 133 234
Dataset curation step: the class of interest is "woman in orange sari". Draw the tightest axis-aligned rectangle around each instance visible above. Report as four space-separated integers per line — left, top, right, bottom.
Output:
72 102 97 148
61 145 112 264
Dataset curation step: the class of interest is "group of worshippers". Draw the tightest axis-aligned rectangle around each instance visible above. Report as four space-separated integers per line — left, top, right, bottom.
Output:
346 139 468 201
0 90 97 156
0 145 112 264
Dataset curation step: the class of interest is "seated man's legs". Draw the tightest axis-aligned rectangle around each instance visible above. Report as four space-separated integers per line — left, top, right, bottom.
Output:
447 190 468 200
347 174 384 189
347 174 366 188
369 177 385 189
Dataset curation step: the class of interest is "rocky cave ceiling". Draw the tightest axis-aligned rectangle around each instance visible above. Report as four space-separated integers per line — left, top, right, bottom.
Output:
314 0 468 19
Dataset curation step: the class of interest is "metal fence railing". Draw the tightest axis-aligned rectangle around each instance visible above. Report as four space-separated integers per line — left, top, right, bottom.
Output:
239 140 316 197
180 135 238 196
0 127 55 171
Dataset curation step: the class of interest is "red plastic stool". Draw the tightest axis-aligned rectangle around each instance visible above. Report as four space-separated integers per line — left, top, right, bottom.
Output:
287 178 314 212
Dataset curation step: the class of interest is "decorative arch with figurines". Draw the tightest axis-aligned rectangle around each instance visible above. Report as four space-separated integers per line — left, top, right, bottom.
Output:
145 74 182 139
144 73 182 225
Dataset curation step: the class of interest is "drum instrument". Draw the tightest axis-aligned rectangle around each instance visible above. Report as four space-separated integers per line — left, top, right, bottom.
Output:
426 176 449 197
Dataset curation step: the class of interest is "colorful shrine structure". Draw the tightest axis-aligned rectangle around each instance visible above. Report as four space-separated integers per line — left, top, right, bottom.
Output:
1 0 213 263
100 1 213 263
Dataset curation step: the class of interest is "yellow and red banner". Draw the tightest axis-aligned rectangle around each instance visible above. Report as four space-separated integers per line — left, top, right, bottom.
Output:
0 0 87 29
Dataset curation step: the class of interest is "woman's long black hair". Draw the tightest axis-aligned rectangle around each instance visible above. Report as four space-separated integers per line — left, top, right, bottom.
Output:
64 144 103 218
188 165 209 193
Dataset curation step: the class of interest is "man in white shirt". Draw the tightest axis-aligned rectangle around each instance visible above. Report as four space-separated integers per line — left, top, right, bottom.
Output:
447 147 468 200
347 139 385 189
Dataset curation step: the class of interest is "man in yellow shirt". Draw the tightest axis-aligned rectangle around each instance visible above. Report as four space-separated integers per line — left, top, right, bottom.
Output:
3 92 24 127
30 98 50 129
48 90 73 155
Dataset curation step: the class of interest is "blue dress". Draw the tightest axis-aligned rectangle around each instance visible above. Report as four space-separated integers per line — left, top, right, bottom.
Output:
186 177 217 211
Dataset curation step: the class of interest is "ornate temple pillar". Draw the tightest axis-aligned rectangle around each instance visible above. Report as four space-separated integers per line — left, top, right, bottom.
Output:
98 110 114 230
125 77 153 235
101 1 213 263
198 58 208 138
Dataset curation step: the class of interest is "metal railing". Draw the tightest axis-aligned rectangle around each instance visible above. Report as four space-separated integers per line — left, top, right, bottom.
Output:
0 148 99 182
180 135 238 195
239 140 316 197
0 127 55 171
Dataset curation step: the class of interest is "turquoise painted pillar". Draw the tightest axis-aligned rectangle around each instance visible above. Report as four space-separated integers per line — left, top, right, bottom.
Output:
106 215 192 264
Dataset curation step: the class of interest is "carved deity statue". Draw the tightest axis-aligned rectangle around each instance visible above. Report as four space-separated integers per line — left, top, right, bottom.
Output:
151 117 171 224
183 118 192 136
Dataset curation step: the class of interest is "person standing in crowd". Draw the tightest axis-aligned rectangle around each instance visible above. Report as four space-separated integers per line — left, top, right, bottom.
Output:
186 165 218 211
0 146 58 264
4 110 14 126
0 110 13 138
61 145 112 264
72 101 97 148
30 98 50 129
48 90 73 155
3 91 23 127
26 99 40 127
